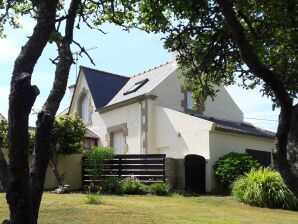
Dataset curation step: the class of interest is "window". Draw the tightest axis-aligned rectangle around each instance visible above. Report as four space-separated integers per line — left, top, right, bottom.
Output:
112 131 124 154
84 137 98 150
246 149 272 167
123 78 149 95
187 91 194 109
79 94 89 123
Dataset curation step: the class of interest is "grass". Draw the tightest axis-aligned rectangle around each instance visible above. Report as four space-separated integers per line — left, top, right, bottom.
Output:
0 193 297 224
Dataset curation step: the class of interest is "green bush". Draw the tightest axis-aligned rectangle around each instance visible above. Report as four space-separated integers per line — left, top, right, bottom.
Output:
100 177 120 194
232 168 298 210
85 146 115 186
149 183 171 196
117 176 148 195
214 152 260 188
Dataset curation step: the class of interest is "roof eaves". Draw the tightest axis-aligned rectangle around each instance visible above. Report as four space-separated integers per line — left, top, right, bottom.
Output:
97 94 157 114
214 126 275 140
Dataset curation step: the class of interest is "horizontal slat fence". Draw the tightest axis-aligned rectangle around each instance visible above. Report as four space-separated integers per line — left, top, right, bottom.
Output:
82 154 166 186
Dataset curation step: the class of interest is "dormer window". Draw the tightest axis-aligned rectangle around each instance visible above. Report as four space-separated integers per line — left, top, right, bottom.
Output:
123 78 149 95
78 94 89 123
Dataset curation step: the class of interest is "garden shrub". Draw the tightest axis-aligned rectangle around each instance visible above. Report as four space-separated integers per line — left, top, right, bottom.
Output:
117 176 148 195
232 168 298 210
100 176 120 194
214 152 260 188
149 183 171 196
85 146 115 186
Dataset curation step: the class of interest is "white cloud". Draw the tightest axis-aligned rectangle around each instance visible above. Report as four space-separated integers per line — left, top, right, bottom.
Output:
0 38 19 63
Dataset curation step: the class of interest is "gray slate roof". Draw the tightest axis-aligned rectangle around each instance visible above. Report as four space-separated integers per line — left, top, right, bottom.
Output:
85 128 99 138
190 114 275 139
81 66 130 109
106 61 177 107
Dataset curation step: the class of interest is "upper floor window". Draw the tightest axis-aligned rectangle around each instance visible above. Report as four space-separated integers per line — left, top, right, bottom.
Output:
123 78 149 95
187 91 194 110
79 94 89 123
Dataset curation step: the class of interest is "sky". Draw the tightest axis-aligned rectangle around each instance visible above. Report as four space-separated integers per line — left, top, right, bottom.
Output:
0 17 279 131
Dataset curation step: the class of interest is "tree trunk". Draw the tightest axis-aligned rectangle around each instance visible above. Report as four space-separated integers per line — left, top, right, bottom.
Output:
49 149 63 187
30 1 80 223
7 73 39 224
0 138 8 191
276 104 298 197
5 1 58 223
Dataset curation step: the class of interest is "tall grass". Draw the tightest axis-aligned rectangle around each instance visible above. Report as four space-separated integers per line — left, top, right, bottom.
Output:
232 168 298 210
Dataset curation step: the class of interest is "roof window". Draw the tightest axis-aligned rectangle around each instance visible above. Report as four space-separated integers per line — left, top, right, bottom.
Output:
123 78 149 95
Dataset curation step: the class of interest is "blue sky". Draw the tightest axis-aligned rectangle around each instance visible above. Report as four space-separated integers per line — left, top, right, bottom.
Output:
0 18 279 131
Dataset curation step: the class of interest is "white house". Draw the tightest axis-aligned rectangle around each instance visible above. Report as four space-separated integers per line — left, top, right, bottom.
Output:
68 59 275 192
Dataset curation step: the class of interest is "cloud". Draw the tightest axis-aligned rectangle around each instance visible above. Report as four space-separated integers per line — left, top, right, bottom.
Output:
0 38 19 63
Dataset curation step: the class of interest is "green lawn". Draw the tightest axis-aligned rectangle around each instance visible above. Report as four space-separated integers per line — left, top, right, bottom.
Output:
0 193 297 224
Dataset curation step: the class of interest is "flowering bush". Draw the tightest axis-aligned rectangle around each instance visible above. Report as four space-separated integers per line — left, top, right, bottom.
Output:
117 176 148 195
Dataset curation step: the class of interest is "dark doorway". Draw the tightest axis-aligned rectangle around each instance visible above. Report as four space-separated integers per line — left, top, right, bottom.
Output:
185 154 206 194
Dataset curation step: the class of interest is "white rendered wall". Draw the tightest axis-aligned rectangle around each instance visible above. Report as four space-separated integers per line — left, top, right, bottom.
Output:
153 106 214 158
203 85 244 122
69 72 142 154
100 103 142 154
150 69 244 122
151 69 184 112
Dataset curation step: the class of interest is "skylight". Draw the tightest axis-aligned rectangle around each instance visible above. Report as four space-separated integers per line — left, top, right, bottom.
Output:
123 78 149 95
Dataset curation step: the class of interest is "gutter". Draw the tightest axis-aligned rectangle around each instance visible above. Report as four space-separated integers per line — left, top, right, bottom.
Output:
214 126 275 140
97 94 157 114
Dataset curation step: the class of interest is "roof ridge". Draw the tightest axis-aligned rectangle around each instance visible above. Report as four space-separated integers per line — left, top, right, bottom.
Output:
133 60 172 77
80 65 129 79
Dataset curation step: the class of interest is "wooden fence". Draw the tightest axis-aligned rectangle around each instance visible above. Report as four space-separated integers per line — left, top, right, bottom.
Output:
82 154 166 186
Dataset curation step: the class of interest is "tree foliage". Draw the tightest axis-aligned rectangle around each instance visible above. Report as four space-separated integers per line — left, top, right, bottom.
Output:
134 0 297 108
52 114 86 156
0 120 8 148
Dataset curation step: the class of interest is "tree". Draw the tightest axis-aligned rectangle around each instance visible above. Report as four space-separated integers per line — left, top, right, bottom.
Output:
0 1 135 223
135 0 298 195
50 114 86 187
0 120 34 191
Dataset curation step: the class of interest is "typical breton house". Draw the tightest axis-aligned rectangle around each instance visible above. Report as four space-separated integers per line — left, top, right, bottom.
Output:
68 59 275 192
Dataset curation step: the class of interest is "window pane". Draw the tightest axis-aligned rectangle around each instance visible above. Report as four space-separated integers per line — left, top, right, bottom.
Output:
81 96 89 122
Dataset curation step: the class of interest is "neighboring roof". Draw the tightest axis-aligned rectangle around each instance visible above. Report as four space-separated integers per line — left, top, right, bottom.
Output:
81 66 130 109
106 61 177 107
57 107 69 116
85 128 100 138
0 113 6 120
190 114 275 139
